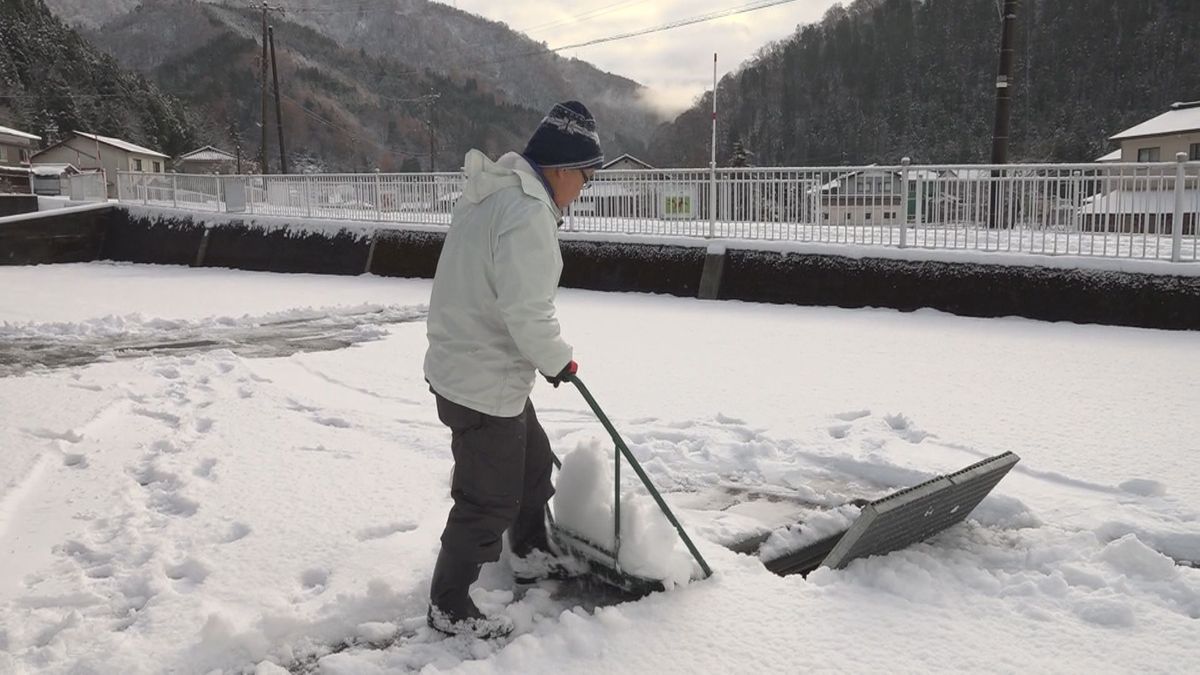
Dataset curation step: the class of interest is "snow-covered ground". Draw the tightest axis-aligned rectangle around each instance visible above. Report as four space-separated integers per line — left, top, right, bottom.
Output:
1 262 1198 673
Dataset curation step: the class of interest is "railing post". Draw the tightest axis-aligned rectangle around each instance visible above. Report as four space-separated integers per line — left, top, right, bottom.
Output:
374 172 383 221
708 167 717 239
1172 152 1187 262
142 173 148 205
172 172 178 209
899 157 911 248
306 175 313 218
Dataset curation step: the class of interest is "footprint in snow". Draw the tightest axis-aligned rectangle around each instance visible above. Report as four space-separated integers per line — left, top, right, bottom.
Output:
154 366 182 380
149 492 199 518
883 413 929 443
194 458 218 480
194 417 214 433
150 439 184 455
312 416 352 429
132 408 182 429
300 567 330 591
25 427 84 443
834 409 871 422
221 522 252 544
130 463 181 491
1118 479 1167 497
356 522 418 542
165 557 210 585
62 453 88 469
827 423 852 439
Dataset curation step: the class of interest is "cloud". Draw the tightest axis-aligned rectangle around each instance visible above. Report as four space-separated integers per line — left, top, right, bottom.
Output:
436 0 841 107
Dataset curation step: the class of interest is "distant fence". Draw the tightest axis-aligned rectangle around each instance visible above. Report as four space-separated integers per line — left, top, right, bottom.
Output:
67 172 107 202
116 156 1200 263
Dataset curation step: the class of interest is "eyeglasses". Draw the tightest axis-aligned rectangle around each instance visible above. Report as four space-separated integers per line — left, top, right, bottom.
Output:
578 169 594 187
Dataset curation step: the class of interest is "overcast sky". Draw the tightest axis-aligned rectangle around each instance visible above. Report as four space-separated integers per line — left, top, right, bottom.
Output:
434 0 842 116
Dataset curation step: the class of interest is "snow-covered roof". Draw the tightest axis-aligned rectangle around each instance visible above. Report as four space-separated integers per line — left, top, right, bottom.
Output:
31 163 78 177
0 124 41 142
1095 149 1122 162
601 153 654 170
1110 102 1200 141
1078 188 1200 215
72 130 168 158
179 145 237 162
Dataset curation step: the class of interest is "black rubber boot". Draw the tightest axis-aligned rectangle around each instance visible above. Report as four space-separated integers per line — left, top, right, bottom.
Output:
509 505 551 558
428 548 513 639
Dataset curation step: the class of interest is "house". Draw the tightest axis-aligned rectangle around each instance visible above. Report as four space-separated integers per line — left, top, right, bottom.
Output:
176 145 239 174
600 153 654 171
1110 101 1200 162
1095 149 1122 163
573 154 664 219
1077 101 1200 233
32 131 169 197
0 124 40 194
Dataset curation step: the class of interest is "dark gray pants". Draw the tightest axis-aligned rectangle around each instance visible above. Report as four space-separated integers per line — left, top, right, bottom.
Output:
434 393 555 565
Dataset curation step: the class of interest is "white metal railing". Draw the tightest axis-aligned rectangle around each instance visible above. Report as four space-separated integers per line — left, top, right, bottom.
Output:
117 156 1200 263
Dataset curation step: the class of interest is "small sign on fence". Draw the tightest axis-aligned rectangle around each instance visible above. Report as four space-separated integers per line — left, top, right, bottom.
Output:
660 188 697 220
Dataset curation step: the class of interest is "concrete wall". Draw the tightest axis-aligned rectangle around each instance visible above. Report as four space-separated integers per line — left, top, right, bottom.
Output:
0 205 111 264
0 195 38 217
5 205 1200 331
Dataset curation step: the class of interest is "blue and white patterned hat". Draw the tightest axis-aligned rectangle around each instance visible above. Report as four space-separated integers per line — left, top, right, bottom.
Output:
523 101 604 170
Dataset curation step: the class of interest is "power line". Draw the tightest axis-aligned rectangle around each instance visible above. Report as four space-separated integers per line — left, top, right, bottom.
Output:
519 0 645 37
333 0 808 79
524 0 804 61
280 91 426 159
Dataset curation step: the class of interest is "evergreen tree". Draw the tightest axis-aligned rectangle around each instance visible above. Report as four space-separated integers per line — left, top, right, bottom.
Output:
650 0 1200 166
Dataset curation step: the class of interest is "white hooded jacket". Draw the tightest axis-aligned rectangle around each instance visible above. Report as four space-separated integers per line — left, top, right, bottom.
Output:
423 150 574 417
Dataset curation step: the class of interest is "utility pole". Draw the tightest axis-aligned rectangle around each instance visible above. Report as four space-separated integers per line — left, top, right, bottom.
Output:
268 25 288 174
426 89 440 171
990 0 1019 165
989 0 1019 228
260 1 269 174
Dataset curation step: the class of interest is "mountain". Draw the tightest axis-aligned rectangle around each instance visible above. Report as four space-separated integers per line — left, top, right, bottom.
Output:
648 0 1200 167
42 0 662 166
82 0 545 172
0 0 196 156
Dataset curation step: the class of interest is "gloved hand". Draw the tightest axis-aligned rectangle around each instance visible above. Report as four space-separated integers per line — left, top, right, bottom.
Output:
544 360 578 388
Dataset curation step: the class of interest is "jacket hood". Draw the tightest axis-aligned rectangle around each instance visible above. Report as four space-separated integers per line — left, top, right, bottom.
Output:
461 150 562 220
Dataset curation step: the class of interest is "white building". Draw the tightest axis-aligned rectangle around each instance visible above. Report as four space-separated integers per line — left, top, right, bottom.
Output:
32 131 169 197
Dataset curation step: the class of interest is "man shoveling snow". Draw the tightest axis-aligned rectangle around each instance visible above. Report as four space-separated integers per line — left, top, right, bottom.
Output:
422 100 604 639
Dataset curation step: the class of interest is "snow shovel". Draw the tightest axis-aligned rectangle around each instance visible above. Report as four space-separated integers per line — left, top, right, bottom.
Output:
546 374 713 596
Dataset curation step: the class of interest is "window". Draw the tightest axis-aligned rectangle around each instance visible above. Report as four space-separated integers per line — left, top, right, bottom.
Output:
153 161 162 173
865 212 873 220
0 146 6 161
1191 143 1200 161
1137 147 1161 162
132 158 144 171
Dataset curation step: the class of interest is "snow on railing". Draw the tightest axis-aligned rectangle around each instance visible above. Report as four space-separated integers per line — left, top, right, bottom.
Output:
116 156 1200 263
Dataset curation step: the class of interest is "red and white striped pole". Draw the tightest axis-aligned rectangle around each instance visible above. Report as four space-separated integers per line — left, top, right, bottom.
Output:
709 53 717 238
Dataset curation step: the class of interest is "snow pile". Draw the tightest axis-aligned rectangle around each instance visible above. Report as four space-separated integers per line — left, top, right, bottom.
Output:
758 504 862 562
553 439 696 588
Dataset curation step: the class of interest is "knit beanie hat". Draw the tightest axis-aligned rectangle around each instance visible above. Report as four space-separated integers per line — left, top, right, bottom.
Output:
523 101 604 170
